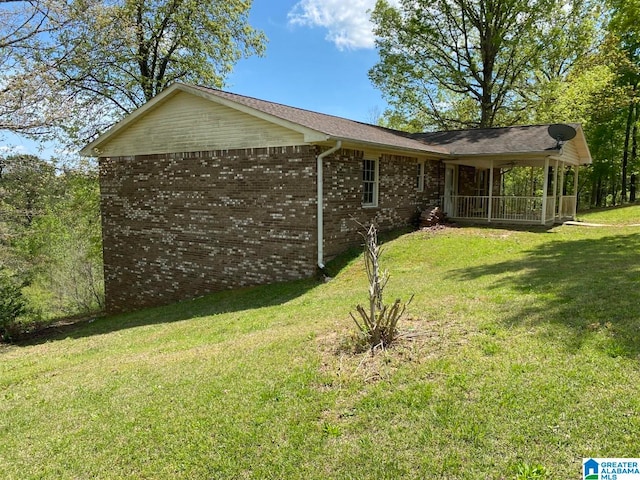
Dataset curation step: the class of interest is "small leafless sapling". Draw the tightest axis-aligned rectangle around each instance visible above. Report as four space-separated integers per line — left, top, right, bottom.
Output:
350 223 413 352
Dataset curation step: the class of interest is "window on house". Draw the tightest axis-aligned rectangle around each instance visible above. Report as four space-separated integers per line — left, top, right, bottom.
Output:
362 158 378 207
416 161 425 192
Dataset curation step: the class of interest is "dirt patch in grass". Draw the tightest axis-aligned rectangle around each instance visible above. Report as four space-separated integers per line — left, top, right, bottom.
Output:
315 315 470 384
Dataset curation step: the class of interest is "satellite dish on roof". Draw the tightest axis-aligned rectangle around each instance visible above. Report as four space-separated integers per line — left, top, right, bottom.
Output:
548 124 576 146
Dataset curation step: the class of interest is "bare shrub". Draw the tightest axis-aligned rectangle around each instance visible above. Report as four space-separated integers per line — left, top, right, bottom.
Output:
349 224 413 353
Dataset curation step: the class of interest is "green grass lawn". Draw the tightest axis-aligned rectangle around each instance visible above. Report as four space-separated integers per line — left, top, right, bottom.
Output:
2 217 640 479
577 203 640 224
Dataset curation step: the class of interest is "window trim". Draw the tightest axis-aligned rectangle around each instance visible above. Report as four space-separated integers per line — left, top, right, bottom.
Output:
362 157 379 207
416 161 425 192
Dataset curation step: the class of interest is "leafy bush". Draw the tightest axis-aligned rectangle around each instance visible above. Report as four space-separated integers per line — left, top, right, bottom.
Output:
5 162 104 317
0 269 29 341
349 224 413 352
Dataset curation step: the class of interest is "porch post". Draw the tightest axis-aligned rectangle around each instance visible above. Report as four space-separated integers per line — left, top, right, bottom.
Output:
558 163 566 219
573 166 579 218
488 159 494 222
541 157 549 225
553 159 559 221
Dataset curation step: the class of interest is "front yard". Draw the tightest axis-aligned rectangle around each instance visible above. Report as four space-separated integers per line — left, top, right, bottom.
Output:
2 208 640 479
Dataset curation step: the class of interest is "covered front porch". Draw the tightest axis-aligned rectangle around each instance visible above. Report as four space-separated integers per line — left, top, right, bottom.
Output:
443 156 581 226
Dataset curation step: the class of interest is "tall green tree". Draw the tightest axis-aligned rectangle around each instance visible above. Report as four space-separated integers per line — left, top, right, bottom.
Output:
531 39 632 206
535 4 640 207
0 266 29 340
0 154 60 229
0 1 72 136
607 0 640 202
370 0 598 130
21 167 104 314
2 0 266 144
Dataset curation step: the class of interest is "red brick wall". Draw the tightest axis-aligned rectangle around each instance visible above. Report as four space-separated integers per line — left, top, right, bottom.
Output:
99 145 445 312
425 159 445 208
99 147 318 312
458 165 476 196
322 148 443 259
457 166 502 196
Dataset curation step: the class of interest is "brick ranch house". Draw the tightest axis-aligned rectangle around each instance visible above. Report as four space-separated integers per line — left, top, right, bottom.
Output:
81 83 592 313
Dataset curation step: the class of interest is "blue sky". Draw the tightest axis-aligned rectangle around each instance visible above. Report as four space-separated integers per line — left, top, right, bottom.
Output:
1 0 391 160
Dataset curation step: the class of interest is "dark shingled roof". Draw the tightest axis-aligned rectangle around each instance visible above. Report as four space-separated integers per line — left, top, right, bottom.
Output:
191 85 449 155
81 82 590 165
411 124 580 156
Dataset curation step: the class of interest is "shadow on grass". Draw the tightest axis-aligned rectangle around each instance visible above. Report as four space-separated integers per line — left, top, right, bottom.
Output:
8 227 430 347
450 221 554 233
10 227 394 347
578 203 640 214
453 232 640 357
12 277 322 347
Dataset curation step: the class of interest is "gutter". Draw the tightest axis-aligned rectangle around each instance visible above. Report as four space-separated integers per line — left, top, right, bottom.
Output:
317 140 342 269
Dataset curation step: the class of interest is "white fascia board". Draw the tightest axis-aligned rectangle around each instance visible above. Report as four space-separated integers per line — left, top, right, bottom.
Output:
326 137 448 157
444 151 553 167
574 126 593 165
444 151 584 169
304 132 331 142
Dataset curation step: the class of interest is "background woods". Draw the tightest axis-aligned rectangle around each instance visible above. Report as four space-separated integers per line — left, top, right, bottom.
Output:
0 155 102 337
371 0 640 207
0 0 266 332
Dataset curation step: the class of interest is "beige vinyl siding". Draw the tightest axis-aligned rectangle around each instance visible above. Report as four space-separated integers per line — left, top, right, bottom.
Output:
99 91 307 156
561 139 581 165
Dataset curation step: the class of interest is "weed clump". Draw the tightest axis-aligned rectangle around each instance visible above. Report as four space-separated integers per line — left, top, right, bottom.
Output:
349 224 413 353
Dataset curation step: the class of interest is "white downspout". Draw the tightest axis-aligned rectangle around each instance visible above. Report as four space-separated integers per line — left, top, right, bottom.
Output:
317 141 342 269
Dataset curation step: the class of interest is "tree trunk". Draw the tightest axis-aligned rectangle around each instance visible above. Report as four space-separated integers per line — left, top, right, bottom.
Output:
595 176 603 207
622 102 634 203
479 94 493 128
611 163 618 206
631 103 639 202
622 86 637 203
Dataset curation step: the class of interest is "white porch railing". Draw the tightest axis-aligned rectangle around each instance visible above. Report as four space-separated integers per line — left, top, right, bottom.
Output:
495 196 544 222
448 195 491 219
446 195 574 223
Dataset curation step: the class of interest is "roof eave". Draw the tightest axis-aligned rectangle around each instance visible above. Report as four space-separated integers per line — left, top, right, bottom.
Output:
574 125 593 165
447 146 591 167
446 150 557 161
321 136 449 157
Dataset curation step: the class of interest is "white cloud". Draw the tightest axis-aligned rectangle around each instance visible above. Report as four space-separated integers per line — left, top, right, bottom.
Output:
0 144 28 156
288 0 400 51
